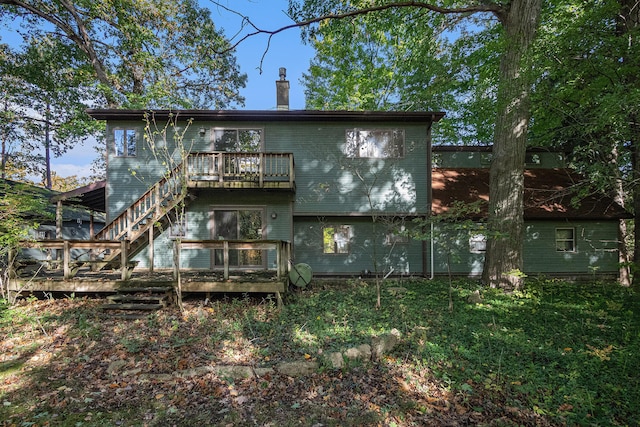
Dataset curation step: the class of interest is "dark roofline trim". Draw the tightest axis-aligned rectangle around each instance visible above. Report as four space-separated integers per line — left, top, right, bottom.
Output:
86 109 445 123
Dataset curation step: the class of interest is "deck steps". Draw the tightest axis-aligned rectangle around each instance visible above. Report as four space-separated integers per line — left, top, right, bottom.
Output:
100 286 173 316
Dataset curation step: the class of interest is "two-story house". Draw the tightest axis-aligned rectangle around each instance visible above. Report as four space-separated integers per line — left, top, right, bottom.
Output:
87 83 444 279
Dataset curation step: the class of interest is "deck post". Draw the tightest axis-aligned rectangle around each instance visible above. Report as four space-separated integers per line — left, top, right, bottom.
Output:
276 241 282 279
63 240 71 279
120 240 128 281
259 152 264 187
223 240 229 280
148 226 155 273
289 155 295 188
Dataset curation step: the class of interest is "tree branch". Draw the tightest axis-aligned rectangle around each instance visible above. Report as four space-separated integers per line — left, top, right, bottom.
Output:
210 0 503 73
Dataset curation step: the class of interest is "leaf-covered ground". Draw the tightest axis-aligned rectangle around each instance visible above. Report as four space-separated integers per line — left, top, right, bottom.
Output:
1 278 639 426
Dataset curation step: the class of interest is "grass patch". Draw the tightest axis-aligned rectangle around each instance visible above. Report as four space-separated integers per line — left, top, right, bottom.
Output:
0 278 638 425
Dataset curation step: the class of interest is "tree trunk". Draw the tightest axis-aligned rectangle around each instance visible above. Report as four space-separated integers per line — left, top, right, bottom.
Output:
482 0 541 290
618 0 640 289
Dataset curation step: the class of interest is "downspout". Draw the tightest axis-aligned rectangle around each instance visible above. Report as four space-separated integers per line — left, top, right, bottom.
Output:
426 120 435 279
430 221 435 280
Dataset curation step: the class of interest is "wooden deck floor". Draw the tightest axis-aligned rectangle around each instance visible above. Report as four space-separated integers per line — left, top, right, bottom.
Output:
8 268 286 294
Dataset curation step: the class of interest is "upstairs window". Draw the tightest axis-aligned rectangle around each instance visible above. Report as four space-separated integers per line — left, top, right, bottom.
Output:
323 225 352 254
213 128 262 152
525 153 541 166
114 129 137 157
556 228 576 252
345 129 404 158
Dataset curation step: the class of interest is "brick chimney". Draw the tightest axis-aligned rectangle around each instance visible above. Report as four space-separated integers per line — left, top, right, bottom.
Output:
276 67 289 110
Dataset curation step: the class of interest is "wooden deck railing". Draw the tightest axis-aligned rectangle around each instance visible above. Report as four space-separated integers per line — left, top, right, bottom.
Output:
11 239 291 283
96 164 185 242
177 239 292 280
11 240 133 280
186 152 294 188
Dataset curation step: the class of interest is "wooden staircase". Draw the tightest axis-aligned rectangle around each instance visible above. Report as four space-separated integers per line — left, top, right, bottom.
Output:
100 286 173 318
91 165 188 269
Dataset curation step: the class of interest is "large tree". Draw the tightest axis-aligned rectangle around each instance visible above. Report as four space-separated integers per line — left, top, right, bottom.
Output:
287 0 542 289
529 0 640 286
1 35 99 188
0 0 247 109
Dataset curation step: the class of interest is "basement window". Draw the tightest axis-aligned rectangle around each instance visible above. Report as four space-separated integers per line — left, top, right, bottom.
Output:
114 129 137 157
556 228 576 252
323 225 351 254
345 129 404 158
469 234 487 253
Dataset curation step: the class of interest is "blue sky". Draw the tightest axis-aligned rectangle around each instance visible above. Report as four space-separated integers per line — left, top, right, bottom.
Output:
2 0 314 179
211 0 314 110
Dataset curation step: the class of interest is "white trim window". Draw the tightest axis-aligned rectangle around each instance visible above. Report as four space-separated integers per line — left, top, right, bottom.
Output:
114 129 137 157
212 128 262 152
556 227 576 252
323 225 352 254
469 234 487 253
345 129 404 158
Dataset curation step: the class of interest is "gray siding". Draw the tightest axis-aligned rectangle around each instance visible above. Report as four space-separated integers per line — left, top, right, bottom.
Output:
293 217 425 276
428 220 620 276
270 122 431 215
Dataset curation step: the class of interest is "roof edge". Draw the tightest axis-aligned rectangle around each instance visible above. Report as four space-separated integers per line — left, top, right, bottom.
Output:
86 109 446 123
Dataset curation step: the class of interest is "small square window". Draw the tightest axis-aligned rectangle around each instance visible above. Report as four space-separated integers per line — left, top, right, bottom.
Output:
469 234 487 253
525 153 541 166
480 153 492 166
114 129 137 156
556 228 575 252
385 225 408 246
36 229 51 240
323 225 351 254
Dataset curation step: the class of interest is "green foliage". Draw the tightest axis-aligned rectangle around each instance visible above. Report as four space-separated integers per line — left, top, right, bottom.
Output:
1 0 246 109
0 180 51 251
530 0 639 200
293 0 500 145
1 280 638 425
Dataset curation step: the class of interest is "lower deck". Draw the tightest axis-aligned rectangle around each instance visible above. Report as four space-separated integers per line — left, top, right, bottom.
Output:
8 268 286 297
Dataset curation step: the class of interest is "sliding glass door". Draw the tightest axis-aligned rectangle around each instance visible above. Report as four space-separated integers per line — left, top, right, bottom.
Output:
211 208 264 268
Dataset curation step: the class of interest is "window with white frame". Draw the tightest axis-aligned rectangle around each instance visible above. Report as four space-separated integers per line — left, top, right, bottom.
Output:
213 128 262 152
345 129 404 158
323 225 352 254
555 227 576 252
469 234 487 253
114 129 137 156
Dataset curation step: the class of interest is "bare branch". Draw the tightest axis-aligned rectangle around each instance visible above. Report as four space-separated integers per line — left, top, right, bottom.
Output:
209 0 503 72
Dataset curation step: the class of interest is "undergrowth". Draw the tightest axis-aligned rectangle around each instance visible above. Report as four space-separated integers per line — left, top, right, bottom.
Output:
1 277 638 426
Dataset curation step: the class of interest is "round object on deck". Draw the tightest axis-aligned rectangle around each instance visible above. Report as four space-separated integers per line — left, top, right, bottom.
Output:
289 263 312 288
